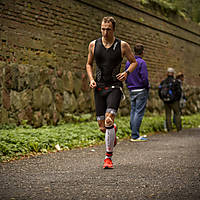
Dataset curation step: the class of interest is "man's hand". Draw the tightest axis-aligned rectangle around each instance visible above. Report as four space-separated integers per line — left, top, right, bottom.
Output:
116 71 128 82
89 80 97 88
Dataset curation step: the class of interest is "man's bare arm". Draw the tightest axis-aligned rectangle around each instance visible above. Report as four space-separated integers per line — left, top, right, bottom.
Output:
122 41 137 73
116 41 137 81
86 41 97 88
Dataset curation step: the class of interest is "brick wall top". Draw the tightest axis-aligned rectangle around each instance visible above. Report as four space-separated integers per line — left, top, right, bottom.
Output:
0 0 200 87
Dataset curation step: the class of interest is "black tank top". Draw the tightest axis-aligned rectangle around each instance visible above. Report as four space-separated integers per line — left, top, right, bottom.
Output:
94 38 123 87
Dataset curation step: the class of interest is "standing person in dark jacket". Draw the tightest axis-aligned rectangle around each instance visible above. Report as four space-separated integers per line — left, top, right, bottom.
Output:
176 72 186 113
125 43 150 142
86 16 137 169
158 68 182 132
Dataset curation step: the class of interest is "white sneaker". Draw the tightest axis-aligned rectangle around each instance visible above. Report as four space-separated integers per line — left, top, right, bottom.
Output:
130 136 148 142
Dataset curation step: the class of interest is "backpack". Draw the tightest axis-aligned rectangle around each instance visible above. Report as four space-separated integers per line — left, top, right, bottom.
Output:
159 78 177 102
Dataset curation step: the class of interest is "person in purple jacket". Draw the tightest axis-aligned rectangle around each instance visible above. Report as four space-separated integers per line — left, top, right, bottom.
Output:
125 43 150 141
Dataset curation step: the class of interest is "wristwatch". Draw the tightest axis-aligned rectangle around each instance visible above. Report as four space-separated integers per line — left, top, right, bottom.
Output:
125 69 130 76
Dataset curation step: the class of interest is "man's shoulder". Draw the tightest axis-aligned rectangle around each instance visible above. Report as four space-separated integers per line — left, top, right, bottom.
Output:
89 40 95 46
161 77 178 86
121 40 131 55
136 56 145 63
121 40 129 47
174 79 181 87
118 39 128 46
160 77 168 85
89 38 100 49
90 38 101 44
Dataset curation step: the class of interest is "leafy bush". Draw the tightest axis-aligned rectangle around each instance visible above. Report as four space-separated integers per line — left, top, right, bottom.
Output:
140 0 200 23
0 114 200 162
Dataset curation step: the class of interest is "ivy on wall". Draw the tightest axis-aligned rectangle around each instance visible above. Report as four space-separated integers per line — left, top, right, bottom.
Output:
140 0 200 23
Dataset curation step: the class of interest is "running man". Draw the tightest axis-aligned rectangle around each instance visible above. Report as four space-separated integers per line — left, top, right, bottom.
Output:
86 16 137 169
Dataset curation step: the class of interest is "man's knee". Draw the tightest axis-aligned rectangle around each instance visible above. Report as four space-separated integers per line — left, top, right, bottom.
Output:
97 119 106 133
105 116 114 127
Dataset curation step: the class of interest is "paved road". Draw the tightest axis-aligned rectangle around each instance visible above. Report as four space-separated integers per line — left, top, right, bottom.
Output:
0 128 200 200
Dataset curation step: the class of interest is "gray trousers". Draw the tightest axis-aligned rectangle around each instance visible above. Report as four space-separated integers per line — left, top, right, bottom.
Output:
164 100 182 132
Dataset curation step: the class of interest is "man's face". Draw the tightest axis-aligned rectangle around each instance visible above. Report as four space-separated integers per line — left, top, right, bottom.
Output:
101 22 114 40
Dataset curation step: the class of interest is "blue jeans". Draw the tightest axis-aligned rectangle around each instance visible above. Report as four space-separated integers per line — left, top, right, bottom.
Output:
129 89 149 139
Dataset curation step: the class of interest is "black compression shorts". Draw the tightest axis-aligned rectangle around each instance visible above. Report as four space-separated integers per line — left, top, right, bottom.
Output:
94 87 122 119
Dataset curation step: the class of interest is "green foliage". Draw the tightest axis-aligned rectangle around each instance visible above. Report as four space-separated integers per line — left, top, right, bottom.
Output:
140 0 200 22
174 0 200 23
181 114 200 128
0 114 200 162
141 0 178 17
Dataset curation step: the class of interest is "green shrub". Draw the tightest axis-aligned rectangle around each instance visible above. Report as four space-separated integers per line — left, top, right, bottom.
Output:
0 114 200 162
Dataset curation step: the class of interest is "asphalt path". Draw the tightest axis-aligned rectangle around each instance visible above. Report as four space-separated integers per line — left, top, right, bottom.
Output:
0 128 200 200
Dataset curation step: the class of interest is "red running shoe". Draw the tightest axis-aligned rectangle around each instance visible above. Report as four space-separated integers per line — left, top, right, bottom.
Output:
103 158 113 169
114 123 117 147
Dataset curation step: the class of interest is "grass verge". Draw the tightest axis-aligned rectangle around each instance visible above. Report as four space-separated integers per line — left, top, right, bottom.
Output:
0 114 200 162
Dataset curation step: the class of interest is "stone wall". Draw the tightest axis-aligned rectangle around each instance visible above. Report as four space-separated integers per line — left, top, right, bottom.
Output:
0 0 200 126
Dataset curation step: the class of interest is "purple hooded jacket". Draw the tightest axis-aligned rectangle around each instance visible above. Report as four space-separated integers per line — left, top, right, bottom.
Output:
125 56 149 90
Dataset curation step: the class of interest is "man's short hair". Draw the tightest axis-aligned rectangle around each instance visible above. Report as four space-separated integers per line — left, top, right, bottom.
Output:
176 72 184 79
134 43 144 55
102 16 116 30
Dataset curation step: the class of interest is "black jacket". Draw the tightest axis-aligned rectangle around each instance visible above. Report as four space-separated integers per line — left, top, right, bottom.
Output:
158 75 182 103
